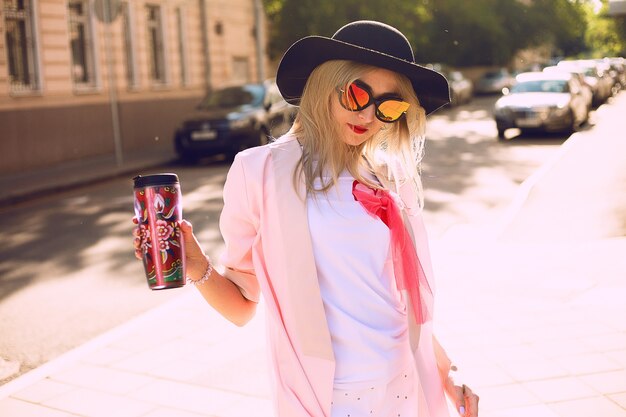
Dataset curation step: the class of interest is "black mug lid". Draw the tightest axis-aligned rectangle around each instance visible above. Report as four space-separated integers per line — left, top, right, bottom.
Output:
133 173 179 188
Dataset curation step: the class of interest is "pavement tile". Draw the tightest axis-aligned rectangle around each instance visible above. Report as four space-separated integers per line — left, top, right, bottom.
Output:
142 358 217 383
606 349 626 367
580 331 626 352
109 327 185 352
480 404 561 417
553 352 623 375
218 395 274 417
191 366 272 398
578 370 626 394
80 346 133 367
486 344 549 364
110 338 214 375
530 338 597 357
49 363 154 395
11 378 75 403
127 379 247 416
0 397 80 417
474 383 541 412
522 377 599 402
42 387 155 417
609 392 626 409
546 322 617 340
141 408 207 417
454 362 515 388
498 357 569 382
548 396 626 417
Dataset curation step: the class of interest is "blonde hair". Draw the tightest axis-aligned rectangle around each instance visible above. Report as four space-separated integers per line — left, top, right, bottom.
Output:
290 60 427 207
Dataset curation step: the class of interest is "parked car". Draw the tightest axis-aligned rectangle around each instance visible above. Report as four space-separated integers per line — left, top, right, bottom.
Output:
445 69 473 106
543 66 593 111
557 59 613 106
425 63 473 106
174 80 297 162
494 72 589 139
475 68 515 94
601 57 626 93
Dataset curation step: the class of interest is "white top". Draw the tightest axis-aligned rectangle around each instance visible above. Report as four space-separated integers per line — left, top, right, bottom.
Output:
307 170 411 389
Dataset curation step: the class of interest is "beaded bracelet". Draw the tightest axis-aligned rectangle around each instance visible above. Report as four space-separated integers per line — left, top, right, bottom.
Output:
187 256 213 286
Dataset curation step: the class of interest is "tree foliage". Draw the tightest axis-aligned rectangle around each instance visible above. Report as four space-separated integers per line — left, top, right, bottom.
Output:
263 0 432 61
584 0 626 57
263 0 620 67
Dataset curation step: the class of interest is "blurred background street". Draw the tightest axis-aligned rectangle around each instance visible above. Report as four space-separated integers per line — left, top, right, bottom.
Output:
1 0 626 416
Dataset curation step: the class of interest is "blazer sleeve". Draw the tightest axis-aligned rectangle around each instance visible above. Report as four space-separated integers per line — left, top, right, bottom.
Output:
219 153 261 303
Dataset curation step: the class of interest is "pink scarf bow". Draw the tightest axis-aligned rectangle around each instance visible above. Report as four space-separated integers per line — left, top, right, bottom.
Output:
352 180 433 324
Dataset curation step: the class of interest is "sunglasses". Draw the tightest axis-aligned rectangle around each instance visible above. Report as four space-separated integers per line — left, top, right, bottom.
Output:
337 80 410 123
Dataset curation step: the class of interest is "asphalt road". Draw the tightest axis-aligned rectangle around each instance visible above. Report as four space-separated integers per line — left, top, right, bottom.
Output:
0 95 574 384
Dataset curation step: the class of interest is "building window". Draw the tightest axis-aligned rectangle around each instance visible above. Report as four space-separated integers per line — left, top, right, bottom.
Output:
4 0 40 92
146 4 166 84
175 7 187 86
121 2 137 88
68 0 97 88
232 57 250 85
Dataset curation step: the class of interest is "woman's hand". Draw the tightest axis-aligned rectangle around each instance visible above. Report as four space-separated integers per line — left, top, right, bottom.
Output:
132 218 209 279
178 219 212 280
445 376 479 417
132 217 144 260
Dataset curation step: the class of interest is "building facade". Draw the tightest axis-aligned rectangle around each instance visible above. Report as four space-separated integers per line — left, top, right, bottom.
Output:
0 0 266 175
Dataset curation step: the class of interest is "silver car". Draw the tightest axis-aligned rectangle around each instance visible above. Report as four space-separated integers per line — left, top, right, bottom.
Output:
475 68 515 95
494 72 589 139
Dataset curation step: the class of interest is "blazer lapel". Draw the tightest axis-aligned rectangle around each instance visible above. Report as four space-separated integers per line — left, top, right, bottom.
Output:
270 140 334 362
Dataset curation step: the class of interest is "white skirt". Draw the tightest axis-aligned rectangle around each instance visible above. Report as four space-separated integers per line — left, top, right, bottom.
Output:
330 364 419 417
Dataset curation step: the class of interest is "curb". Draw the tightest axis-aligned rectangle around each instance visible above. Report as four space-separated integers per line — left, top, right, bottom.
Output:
0 154 176 208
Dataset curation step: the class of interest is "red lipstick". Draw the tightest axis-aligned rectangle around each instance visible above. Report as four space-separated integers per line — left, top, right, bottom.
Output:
348 124 368 134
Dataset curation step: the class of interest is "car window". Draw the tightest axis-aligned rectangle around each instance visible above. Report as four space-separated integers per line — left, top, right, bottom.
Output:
198 85 264 109
483 70 508 79
511 79 568 93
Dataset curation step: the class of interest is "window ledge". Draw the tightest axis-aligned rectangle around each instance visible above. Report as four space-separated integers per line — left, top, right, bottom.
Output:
9 88 43 98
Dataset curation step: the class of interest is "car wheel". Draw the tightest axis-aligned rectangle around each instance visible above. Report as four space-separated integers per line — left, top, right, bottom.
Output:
178 152 198 165
497 126 506 140
566 109 578 134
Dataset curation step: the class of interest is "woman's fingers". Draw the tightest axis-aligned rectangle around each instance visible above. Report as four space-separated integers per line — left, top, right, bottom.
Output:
179 220 205 259
462 384 479 417
132 217 144 260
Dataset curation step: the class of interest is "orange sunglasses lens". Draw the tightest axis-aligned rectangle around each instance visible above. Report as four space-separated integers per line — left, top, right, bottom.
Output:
340 82 370 110
347 82 370 109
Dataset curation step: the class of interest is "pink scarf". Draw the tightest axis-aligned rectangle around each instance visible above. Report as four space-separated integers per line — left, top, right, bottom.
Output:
352 180 433 324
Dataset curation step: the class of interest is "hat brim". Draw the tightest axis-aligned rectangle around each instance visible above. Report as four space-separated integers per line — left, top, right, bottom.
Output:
276 36 450 115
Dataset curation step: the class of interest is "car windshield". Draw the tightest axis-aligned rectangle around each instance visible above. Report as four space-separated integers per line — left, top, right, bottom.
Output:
198 85 264 109
511 79 568 93
483 71 506 79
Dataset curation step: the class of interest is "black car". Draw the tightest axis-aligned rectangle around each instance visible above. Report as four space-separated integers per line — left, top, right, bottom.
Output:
174 80 296 162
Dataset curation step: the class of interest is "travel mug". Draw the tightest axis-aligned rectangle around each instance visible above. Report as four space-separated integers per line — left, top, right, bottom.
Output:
133 173 186 289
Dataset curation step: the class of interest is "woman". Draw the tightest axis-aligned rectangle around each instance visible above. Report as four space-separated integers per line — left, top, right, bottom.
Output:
138 20 479 417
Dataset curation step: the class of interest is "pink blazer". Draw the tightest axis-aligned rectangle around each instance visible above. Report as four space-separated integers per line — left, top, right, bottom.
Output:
219 134 451 417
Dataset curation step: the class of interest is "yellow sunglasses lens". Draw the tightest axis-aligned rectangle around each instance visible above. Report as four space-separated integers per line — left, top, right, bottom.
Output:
377 100 410 122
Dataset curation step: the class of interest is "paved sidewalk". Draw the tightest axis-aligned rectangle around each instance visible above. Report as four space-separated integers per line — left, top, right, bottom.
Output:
0 93 625 417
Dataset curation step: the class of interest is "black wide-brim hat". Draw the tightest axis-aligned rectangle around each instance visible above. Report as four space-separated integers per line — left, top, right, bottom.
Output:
276 20 450 115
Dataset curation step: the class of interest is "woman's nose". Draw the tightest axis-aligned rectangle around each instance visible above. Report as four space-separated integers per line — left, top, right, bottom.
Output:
358 104 376 122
